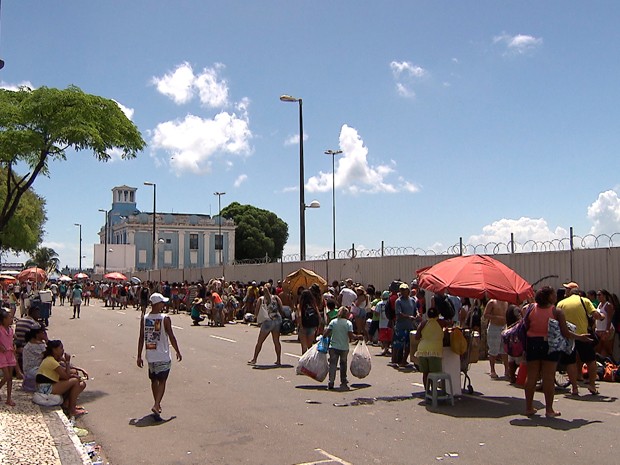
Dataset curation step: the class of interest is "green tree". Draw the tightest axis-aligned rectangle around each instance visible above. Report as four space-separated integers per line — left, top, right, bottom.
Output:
221 202 289 260
25 246 59 273
0 168 46 253
0 85 145 240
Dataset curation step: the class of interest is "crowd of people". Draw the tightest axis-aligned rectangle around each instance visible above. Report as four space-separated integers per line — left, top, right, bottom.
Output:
1 272 619 420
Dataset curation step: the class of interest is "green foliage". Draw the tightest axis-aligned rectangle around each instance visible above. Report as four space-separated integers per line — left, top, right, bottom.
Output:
25 246 59 273
0 168 45 252
0 85 146 235
221 202 289 260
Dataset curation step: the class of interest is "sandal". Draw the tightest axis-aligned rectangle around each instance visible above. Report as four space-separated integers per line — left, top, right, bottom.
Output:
490 373 499 379
588 387 600 395
74 408 88 416
545 411 561 418
247 360 256 366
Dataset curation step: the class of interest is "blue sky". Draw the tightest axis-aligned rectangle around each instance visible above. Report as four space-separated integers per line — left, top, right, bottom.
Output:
2 1 620 268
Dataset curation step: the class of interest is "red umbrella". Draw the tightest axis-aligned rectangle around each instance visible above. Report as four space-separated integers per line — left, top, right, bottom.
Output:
74 272 89 280
17 267 47 283
104 272 128 281
416 255 534 304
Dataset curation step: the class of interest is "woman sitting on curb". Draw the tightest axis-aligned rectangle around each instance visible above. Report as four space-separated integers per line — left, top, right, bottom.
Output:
36 340 87 420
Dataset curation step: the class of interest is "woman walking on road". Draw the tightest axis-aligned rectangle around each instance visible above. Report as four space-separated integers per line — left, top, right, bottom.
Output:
248 284 285 366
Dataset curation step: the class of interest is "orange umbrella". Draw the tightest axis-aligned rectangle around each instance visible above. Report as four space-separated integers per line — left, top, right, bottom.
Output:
17 267 47 283
416 255 533 304
104 271 128 281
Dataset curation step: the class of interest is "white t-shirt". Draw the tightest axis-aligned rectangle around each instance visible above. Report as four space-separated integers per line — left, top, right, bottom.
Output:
339 287 357 308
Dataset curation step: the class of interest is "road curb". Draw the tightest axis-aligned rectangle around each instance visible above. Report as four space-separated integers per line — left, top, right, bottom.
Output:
41 407 92 465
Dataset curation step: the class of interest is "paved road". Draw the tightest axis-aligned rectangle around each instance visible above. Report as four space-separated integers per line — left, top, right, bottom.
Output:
48 300 620 465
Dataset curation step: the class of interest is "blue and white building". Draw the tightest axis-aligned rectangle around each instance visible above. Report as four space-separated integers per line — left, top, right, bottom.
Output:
93 185 235 273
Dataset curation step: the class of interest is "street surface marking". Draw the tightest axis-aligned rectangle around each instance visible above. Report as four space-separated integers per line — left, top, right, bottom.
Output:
116 311 126 315
285 352 301 359
411 382 425 388
209 335 236 343
296 448 353 465
172 325 183 330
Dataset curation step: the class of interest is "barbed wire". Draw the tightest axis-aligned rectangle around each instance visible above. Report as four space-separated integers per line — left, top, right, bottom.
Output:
274 232 620 263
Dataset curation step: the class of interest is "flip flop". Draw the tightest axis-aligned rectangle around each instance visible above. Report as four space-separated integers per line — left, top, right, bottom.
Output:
588 387 600 395
74 408 88 416
490 373 499 379
545 411 561 418
247 360 256 366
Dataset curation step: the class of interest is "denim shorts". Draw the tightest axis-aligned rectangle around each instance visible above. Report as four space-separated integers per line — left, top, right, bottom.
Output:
300 326 317 337
260 317 282 334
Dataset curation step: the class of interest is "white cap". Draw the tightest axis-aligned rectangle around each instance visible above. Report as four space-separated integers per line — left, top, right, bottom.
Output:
149 293 169 305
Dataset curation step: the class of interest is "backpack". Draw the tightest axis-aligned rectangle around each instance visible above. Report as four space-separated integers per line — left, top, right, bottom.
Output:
434 294 455 320
302 304 320 328
280 318 295 335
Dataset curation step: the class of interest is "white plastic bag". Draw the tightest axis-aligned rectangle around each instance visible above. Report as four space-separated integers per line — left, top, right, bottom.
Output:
350 340 372 379
296 343 329 382
32 392 63 407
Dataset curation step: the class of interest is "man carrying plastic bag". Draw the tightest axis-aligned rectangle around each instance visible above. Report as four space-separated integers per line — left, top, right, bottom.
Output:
322 307 363 390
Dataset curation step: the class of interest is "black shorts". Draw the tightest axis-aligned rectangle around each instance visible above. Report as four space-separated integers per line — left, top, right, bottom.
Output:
561 339 596 365
525 337 561 362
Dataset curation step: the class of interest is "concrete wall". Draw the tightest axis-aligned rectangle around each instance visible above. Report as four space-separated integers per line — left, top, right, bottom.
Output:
126 248 620 294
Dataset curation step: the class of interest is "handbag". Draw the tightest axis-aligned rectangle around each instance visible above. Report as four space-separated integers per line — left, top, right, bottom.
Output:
547 317 576 354
257 298 270 324
580 298 599 346
501 304 534 358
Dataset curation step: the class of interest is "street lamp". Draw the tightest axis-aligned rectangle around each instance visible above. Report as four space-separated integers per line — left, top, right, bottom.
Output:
98 209 108 274
143 182 157 270
213 192 226 265
74 223 82 272
280 94 306 261
325 149 343 259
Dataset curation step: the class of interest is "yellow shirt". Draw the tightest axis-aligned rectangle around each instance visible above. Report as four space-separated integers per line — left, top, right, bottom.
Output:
557 294 595 334
37 356 60 383
416 318 443 358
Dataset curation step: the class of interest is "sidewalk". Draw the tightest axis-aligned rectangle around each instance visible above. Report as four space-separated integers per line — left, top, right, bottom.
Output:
0 380 92 465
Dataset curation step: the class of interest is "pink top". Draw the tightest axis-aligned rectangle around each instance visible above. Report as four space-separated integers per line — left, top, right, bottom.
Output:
0 326 16 368
527 304 555 338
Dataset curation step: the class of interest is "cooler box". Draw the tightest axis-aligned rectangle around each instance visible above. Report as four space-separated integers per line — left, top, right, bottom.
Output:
39 290 52 303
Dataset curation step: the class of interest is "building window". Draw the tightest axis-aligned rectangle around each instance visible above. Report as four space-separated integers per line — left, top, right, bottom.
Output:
130 191 134 202
189 234 199 250
139 250 147 263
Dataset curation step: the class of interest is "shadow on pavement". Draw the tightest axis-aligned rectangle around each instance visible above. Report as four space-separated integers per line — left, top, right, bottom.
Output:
509 417 602 431
78 389 108 403
562 393 618 403
423 394 531 418
252 364 294 370
129 413 177 427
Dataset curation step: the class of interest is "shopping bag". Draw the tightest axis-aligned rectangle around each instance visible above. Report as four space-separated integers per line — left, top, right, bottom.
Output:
450 327 468 355
296 344 329 382
350 340 372 379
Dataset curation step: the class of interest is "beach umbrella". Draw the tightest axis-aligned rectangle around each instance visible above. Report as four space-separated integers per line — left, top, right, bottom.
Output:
74 272 89 280
416 254 534 304
0 275 16 281
130 276 141 284
58 275 73 282
104 271 128 281
17 267 47 283
283 268 328 295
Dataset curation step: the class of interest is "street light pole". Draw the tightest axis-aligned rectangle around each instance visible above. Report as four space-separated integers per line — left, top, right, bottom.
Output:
74 223 82 272
280 94 306 261
98 209 108 274
325 149 343 259
213 192 226 266
144 182 157 270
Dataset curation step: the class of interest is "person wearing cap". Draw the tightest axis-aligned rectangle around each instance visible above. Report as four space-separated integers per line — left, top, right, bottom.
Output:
137 293 182 417
190 298 206 326
557 282 603 395
391 283 417 368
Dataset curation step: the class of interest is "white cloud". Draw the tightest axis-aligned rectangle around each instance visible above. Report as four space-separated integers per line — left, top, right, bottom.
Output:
152 110 252 175
493 33 543 54
112 100 135 120
0 80 34 91
234 174 248 187
152 62 229 107
284 133 309 146
390 60 428 99
467 217 568 251
587 190 620 235
306 124 419 195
